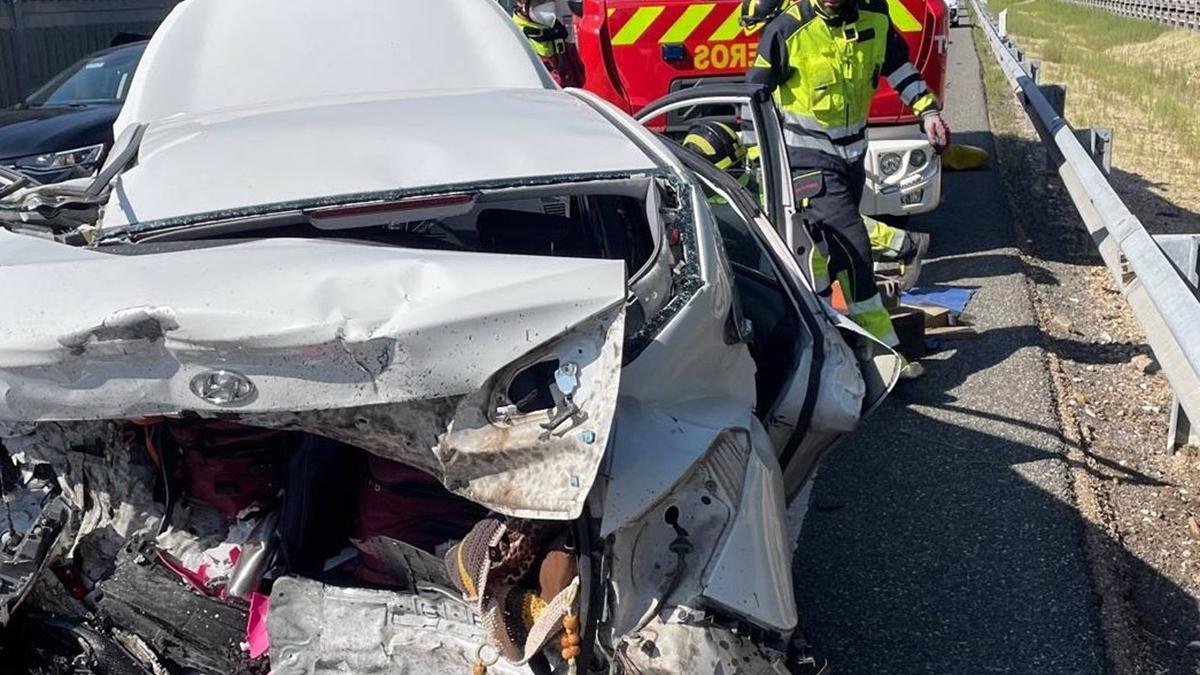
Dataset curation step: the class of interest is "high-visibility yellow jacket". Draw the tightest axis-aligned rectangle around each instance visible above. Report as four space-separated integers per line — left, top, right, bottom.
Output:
748 0 938 167
512 12 568 58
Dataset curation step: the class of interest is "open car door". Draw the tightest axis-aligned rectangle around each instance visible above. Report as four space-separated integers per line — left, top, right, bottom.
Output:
637 85 796 248
636 85 901 500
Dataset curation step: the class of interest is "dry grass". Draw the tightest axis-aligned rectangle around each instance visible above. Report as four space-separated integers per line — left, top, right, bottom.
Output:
980 0 1200 221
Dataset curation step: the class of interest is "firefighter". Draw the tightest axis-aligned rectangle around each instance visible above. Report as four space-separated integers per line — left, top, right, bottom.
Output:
684 121 930 290
742 0 950 361
511 0 583 87
682 121 757 195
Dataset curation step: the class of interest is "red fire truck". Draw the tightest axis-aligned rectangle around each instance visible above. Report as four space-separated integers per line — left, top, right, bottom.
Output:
570 0 950 218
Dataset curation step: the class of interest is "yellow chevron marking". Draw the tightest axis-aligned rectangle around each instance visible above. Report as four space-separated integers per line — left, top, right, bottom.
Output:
887 0 923 32
612 6 666 46
659 4 715 43
707 5 745 41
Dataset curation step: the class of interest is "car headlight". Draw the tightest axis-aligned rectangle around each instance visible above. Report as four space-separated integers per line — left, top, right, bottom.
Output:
14 144 105 173
879 152 903 176
909 149 928 169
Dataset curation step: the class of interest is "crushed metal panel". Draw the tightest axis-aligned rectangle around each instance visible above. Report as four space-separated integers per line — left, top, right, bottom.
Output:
0 493 71 626
0 234 625 418
268 576 532 675
599 276 757 536
0 234 625 519
2 421 164 584
614 615 790 674
599 397 750 537
246 303 626 520
104 92 659 230
700 422 798 632
438 303 624 518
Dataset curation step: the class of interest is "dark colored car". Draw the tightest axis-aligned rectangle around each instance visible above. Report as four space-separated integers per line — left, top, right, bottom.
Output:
0 41 146 184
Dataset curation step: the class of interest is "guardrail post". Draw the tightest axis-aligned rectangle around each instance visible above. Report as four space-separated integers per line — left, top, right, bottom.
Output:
1155 234 1200 450
1040 85 1067 172
1040 84 1066 116
1074 128 1113 175
1173 392 1200 450
1021 59 1040 83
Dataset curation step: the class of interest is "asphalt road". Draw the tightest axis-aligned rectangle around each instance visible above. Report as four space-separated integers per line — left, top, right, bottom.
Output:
794 26 1108 673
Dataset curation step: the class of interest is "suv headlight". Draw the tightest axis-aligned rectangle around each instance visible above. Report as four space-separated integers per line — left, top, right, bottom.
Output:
879 152 903 176
14 144 105 173
909 149 928 169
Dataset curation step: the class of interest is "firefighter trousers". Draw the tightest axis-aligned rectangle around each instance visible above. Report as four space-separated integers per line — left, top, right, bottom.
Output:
865 216 913 261
795 161 900 348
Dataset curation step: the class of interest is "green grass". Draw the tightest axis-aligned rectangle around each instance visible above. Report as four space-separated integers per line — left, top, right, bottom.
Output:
997 0 1166 48
978 0 1200 158
970 12 1026 175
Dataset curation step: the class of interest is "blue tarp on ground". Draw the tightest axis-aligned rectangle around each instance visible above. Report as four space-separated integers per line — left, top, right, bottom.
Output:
901 285 975 314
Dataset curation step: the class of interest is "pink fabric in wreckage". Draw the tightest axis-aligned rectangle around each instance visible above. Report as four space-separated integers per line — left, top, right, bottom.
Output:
156 550 271 660
246 592 271 659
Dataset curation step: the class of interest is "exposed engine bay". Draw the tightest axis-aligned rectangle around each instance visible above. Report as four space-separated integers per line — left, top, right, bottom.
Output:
1 407 811 674
0 418 591 673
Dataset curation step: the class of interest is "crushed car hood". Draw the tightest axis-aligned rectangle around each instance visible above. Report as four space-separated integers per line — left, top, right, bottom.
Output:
101 90 658 231
0 231 626 519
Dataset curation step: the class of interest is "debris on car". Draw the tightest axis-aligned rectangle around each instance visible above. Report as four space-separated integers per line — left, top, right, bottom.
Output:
0 0 901 672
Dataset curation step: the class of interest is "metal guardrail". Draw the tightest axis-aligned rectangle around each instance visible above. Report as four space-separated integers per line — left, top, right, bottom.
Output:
971 0 1200 449
1061 0 1200 29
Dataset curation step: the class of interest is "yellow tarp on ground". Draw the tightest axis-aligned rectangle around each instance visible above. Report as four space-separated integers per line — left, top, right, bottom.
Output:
943 143 990 170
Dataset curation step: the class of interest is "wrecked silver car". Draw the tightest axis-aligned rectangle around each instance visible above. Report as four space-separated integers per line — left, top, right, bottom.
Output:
0 0 898 672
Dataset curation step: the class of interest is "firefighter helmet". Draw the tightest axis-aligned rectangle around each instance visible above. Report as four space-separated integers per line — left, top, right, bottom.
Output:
741 0 786 26
683 121 746 171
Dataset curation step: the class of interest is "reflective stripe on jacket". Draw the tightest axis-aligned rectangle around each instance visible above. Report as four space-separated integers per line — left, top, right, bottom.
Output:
513 12 568 58
747 0 938 163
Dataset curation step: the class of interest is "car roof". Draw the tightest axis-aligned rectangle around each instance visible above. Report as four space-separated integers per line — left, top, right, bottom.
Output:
114 0 554 138
101 88 659 230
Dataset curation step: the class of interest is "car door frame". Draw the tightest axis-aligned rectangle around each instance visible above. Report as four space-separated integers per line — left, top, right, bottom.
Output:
637 86 901 499
635 84 795 241
666 143 836 496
